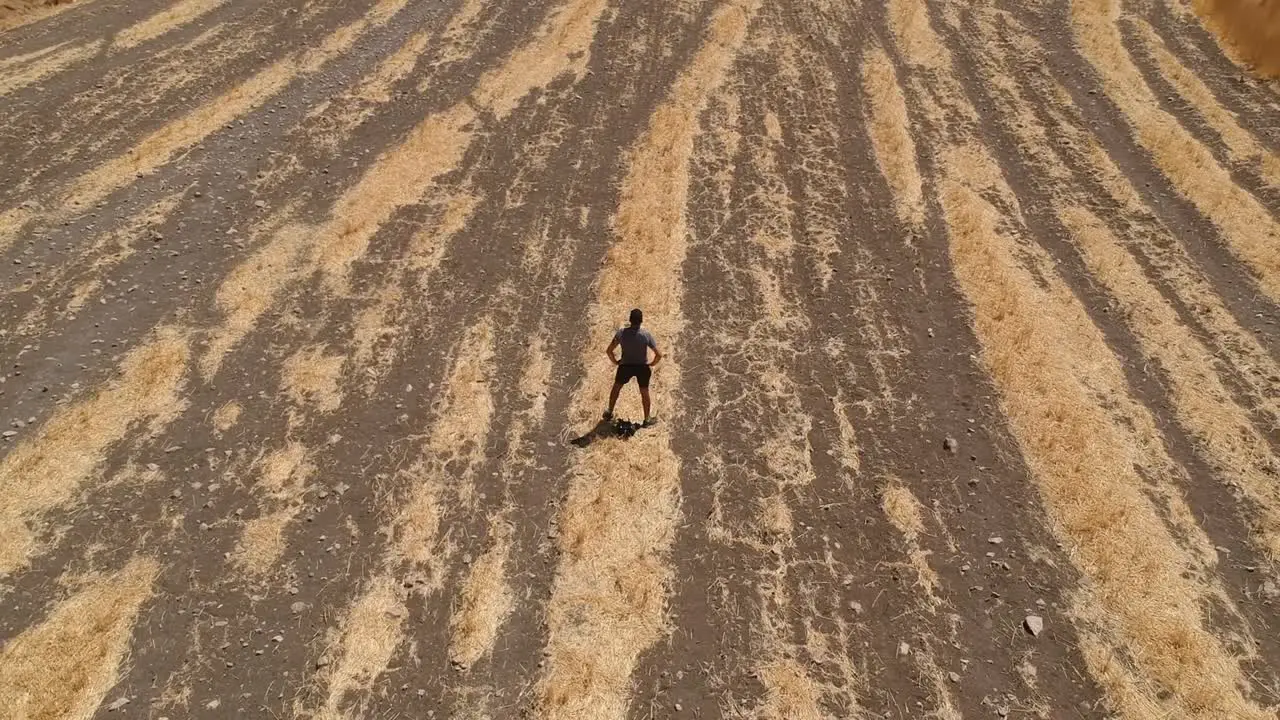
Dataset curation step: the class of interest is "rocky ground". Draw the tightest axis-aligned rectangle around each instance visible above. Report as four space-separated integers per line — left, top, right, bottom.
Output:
0 0 1278 718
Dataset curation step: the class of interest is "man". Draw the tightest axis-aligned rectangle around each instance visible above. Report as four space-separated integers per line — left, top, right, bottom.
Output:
604 308 662 426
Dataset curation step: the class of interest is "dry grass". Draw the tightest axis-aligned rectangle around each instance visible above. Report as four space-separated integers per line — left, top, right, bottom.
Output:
0 39 67 72
0 38 100 97
1072 0 1280 303
880 482 942 605
0 0 410 252
212 400 242 432
435 0 490 66
860 45 924 228
753 660 828 720
313 0 605 290
316 577 405 720
940 143 1268 719
886 0 951 72
978 23 1280 428
111 0 225 50
0 0 77 32
313 319 496 711
1131 19 1280 187
0 558 159 720
232 442 313 573
281 344 345 413
911 644 962 720
0 329 189 576
1192 0 1280 77
537 2 759 717
201 219 308 378
1062 204 1280 561
449 521 514 669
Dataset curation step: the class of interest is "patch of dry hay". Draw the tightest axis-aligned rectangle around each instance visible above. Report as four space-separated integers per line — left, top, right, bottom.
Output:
887 0 951 73
315 577 404 720
1072 0 1280 304
0 329 189 576
0 0 77 32
0 558 159 720
0 38 100 97
0 40 67 73
880 482 942 605
449 521 514 669
940 143 1268 719
1062 204 1280 561
281 344 345 413
1131 19 1280 187
435 0 490 66
111 0 225 50
232 442 313 574
860 45 924 228
537 2 760 717
753 660 828 720
200 216 307 378
1192 0 1280 77
212 400 242 432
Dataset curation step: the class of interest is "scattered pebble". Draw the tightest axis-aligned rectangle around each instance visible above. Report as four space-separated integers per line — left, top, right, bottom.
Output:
1024 615 1044 637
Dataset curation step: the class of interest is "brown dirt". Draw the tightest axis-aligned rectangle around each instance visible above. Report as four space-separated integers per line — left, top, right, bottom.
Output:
1 0 1279 718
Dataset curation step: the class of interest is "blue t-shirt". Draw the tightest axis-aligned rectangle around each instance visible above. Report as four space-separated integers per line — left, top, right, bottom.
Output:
615 326 657 365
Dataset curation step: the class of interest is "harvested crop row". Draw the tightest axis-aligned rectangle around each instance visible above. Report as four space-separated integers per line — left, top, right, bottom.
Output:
537 1 760 717
0 558 159 720
313 318 495 717
888 0 1271 715
0 328 189 576
0 0 415 251
1072 0 1280 304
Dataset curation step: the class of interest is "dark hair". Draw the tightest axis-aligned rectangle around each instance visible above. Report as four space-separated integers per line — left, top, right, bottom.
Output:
629 308 643 326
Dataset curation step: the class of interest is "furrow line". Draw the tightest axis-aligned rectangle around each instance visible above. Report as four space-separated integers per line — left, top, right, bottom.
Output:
201 0 606 377
1126 16 1280 190
977 6 1280 393
537 1 760 717
1071 0 1280 303
891 0 1272 715
0 0 415 252
312 318 495 718
958 3 1280 572
111 0 226 50
772 8 1080 714
0 37 101 97
1061 205 1280 560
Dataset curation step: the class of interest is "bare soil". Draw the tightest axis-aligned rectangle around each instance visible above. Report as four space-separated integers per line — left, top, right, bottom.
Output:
1 1 1278 719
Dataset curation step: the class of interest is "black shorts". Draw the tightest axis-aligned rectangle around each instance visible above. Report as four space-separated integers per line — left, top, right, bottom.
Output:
615 364 651 388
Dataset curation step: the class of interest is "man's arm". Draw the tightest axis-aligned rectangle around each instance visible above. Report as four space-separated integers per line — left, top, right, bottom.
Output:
648 346 663 367
606 336 621 365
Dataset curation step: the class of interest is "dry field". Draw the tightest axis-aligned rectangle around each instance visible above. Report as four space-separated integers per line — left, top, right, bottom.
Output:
0 0 1278 718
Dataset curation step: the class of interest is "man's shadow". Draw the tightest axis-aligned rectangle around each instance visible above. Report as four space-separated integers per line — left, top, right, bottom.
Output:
570 418 643 448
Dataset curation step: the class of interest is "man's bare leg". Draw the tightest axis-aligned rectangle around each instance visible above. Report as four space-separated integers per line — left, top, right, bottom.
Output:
605 382 624 418
640 387 651 423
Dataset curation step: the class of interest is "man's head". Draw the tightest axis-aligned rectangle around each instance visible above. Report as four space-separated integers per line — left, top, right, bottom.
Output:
629 308 643 327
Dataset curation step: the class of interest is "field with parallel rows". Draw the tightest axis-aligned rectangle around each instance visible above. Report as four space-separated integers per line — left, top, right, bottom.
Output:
1 0 1278 718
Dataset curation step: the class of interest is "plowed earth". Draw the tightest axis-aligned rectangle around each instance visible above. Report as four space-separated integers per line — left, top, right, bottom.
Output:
0 0 1278 718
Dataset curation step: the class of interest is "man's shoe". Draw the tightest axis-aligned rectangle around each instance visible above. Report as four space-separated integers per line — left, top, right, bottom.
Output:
603 409 614 421
642 416 658 427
